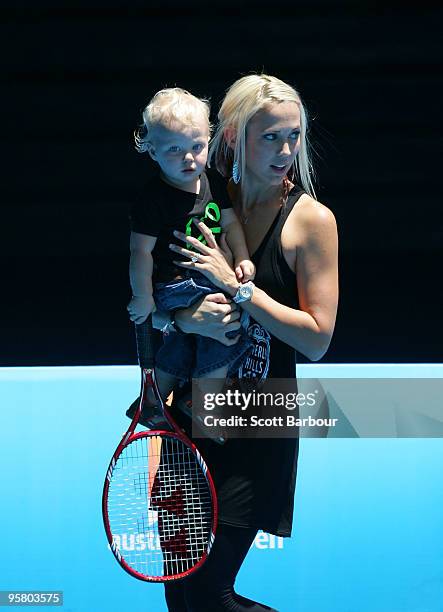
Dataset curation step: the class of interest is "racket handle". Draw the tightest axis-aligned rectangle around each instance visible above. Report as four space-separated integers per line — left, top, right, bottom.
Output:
135 317 157 370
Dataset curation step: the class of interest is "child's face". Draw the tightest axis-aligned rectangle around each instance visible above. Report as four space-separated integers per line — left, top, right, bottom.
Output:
148 114 209 189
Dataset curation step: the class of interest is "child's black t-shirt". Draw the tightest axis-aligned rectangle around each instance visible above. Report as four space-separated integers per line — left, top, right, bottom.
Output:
130 169 232 283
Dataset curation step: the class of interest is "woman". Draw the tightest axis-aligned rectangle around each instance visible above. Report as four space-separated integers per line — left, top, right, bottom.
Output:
157 74 338 611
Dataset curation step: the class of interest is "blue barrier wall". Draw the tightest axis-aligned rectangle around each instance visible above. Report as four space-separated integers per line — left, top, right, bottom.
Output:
1 365 442 611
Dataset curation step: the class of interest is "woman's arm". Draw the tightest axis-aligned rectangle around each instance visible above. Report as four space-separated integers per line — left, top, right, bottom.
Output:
170 206 338 361
241 203 338 361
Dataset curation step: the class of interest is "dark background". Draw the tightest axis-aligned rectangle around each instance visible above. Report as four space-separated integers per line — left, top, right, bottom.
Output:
2 0 442 366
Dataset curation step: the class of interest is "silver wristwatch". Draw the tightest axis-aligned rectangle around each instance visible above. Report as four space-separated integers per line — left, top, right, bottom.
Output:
233 281 255 304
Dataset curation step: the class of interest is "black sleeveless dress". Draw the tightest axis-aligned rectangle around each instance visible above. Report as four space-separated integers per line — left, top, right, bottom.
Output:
172 186 304 537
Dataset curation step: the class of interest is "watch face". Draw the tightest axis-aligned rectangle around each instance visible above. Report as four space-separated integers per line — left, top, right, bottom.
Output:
234 282 253 303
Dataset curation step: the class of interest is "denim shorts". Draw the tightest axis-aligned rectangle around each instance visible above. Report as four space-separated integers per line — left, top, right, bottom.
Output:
153 272 253 380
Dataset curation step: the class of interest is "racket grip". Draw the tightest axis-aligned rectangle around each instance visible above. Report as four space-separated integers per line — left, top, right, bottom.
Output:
135 317 157 370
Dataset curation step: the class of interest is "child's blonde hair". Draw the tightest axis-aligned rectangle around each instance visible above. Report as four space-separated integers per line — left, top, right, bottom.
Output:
208 74 316 209
134 88 211 153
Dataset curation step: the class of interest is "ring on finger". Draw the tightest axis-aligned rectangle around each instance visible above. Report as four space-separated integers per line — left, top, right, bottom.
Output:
191 254 199 263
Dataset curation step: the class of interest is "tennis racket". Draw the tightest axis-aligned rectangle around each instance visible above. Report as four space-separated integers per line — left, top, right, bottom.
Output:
102 317 218 582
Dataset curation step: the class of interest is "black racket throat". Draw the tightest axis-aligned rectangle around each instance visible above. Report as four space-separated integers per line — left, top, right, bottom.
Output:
131 368 178 433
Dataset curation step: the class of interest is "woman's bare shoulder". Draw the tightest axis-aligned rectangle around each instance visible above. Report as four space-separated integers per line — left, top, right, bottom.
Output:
281 194 337 271
292 194 337 233
283 194 337 251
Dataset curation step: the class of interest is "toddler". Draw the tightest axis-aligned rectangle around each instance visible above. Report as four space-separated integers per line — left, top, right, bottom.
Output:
127 88 254 423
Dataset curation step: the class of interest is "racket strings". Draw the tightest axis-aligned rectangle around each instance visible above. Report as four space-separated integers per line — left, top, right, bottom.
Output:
107 435 213 578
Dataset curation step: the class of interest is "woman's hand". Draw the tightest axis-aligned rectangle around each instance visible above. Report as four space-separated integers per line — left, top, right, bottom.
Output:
170 220 239 296
175 293 242 346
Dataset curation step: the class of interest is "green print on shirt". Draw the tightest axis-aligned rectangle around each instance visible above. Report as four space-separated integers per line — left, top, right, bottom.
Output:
185 201 221 251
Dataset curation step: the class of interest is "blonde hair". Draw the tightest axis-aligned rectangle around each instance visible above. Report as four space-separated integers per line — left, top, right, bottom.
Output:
208 74 316 209
134 87 211 153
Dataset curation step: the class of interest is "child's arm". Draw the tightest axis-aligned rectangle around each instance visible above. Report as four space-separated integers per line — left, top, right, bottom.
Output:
127 231 157 324
220 209 255 282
